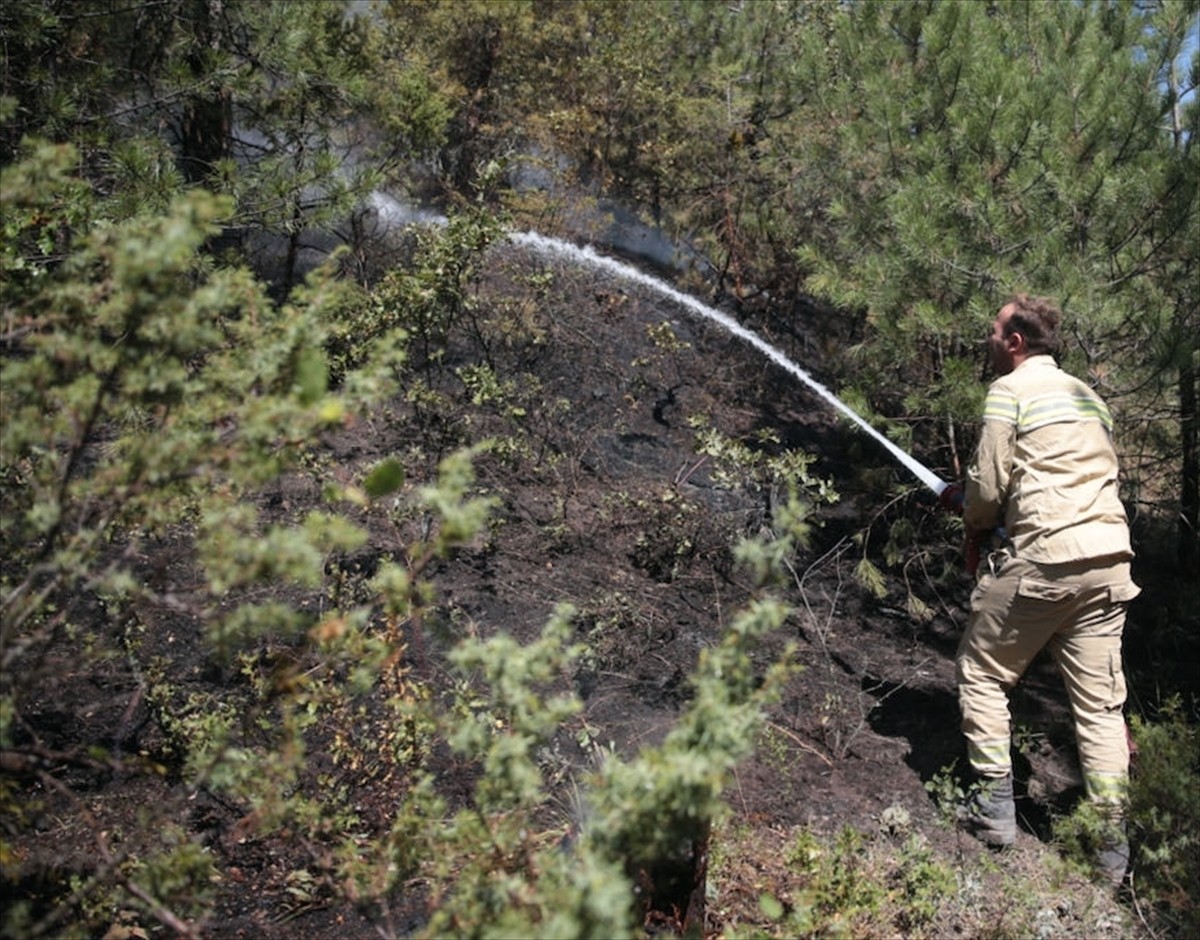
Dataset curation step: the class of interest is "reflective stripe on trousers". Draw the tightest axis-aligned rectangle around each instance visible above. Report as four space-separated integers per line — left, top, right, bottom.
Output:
956 552 1138 804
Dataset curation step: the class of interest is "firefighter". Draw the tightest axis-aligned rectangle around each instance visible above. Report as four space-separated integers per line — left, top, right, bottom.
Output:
941 294 1139 887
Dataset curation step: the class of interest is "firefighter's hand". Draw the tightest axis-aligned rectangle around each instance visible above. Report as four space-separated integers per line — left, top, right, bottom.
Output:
938 482 964 515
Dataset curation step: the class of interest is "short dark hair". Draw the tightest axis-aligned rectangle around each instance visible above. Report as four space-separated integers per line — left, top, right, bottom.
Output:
1003 294 1061 355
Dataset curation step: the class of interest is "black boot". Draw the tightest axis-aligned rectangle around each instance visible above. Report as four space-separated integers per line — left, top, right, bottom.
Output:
957 773 1017 847
1094 814 1129 888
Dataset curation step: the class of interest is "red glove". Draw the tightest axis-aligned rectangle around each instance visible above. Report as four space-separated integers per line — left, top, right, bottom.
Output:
938 482 964 514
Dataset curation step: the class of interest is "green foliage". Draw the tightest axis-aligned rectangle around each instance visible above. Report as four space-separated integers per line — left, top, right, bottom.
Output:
410 608 635 940
444 607 583 810
746 822 957 938
792 0 1198 493
326 207 506 377
923 762 967 827
892 833 956 930
1050 699 1197 938
583 593 794 871
690 417 839 510
4 4 1198 937
785 826 885 935
0 144 350 651
0 138 93 283
626 488 701 583
362 458 406 499
128 825 218 924
0 0 436 292
0 142 366 935
854 557 888 601
1127 700 1199 935
329 495 815 939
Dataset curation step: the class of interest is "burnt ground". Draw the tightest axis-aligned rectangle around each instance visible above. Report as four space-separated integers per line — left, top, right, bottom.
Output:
3 237 1188 939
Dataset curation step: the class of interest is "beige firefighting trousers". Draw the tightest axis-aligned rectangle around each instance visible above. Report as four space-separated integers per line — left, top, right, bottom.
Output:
956 550 1140 804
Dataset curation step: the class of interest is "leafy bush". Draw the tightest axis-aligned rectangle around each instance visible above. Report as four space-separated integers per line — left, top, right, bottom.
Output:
0 138 829 939
1128 701 1199 935
0 140 397 934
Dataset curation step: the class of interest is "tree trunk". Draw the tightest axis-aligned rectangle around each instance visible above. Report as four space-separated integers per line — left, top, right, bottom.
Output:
179 0 232 186
1179 334 1198 570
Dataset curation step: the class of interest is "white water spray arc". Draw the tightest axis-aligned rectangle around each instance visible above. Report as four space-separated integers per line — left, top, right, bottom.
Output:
509 231 950 498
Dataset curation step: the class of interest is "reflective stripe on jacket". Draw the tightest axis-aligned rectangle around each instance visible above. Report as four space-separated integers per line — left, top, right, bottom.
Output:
965 355 1132 563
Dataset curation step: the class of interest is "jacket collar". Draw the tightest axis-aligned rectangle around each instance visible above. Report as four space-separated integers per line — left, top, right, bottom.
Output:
1014 354 1057 372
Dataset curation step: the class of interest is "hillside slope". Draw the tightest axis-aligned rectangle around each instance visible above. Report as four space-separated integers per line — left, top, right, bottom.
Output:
6 237 1146 939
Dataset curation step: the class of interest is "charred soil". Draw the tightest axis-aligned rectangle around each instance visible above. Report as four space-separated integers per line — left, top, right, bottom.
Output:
4 240 1190 939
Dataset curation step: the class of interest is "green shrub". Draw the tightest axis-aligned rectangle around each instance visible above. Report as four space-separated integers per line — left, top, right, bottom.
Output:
1128 701 1199 936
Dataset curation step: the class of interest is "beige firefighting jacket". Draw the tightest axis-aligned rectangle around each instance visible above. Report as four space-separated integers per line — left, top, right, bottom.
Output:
964 355 1133 563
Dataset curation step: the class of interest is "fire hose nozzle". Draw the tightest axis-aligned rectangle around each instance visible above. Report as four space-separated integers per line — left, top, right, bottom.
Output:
937 481 964 514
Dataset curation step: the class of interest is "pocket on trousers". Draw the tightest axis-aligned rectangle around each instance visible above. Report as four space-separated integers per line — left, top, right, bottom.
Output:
968 573 994 612
1107 647 1127 702
1016 577 1074 603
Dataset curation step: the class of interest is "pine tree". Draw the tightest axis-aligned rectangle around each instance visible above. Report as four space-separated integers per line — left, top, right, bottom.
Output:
0 0 435 290
788 0 1198 539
